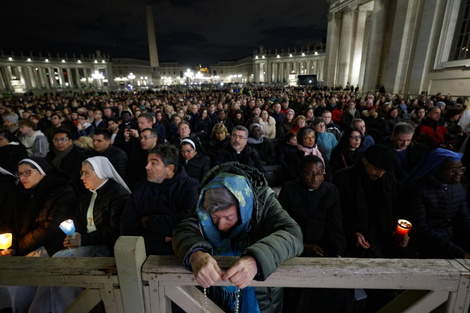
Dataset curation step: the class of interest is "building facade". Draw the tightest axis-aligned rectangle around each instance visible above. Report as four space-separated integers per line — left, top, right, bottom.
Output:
0 51 113 93
325 0 470 96
252 45 326 84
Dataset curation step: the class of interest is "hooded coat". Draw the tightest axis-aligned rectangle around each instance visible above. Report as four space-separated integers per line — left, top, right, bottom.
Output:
172 162 303 313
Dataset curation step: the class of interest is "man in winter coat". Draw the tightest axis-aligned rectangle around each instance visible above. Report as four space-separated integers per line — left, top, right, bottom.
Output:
121 144 198 255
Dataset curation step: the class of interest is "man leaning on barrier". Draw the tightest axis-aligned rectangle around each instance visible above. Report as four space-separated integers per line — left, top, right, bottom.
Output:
172 162 303 313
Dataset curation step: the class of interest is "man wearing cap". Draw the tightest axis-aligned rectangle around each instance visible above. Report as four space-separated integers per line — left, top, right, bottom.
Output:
334 145 409 312
333 145 406 258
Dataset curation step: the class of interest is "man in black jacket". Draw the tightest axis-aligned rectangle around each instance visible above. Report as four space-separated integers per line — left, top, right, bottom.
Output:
46 127 86 190
280 155 352 313
88 129 128 181
121 144 198 255
213 125 265 173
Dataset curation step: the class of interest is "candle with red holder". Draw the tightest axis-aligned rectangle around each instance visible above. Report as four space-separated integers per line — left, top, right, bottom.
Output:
395 219 412 244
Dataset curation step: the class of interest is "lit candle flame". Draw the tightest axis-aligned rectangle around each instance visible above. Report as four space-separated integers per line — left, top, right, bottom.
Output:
59 219 76 235
0 233 12 250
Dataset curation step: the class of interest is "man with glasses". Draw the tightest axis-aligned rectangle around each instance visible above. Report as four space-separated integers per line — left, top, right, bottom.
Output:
279 155 351 313
401 148 470 259
46 127 86 189
213 125 264 173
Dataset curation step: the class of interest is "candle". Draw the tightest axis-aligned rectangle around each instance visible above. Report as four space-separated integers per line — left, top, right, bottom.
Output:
395 219 412 242
0 233 12 250
60 219 76 235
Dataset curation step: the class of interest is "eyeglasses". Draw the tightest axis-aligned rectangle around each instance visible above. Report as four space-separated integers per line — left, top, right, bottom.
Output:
53 137 69 142
316 124 326 127
16 169 37 178
350 135 362 140
443 167 466 175
231 134 247 140
80 170 94 177
304 172 326 179
140 136 156 141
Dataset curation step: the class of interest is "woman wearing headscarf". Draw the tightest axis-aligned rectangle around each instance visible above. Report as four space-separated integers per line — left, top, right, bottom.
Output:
62 156 131 256
401 148 470 259
248 123 276 165
179 138 211 183
172 163 303 313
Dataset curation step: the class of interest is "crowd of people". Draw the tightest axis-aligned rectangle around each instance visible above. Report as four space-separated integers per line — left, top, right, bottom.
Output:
0 86 469 312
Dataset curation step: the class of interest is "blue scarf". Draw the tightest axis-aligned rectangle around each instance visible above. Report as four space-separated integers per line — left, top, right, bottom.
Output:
401 148 462 189
196 173 261 313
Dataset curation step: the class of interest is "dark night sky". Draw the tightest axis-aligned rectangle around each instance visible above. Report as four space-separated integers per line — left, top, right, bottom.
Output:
2 0 329 67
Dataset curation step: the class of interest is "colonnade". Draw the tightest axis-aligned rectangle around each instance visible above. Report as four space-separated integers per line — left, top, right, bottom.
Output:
253 53 325 84
0 55 112 93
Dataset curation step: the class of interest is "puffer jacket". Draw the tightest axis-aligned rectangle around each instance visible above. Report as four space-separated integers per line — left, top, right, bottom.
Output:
172 162 303 313
403 174 470 258
0 169 77 256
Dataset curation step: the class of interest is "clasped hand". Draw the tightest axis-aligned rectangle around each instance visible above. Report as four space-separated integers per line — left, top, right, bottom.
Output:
189 251 257 289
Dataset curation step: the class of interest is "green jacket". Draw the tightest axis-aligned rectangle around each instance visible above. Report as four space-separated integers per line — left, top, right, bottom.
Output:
172 162 303 312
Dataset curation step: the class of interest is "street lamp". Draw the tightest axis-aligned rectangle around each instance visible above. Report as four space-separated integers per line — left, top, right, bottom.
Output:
184 69 194 85
92 70 105 88
127 73 136 88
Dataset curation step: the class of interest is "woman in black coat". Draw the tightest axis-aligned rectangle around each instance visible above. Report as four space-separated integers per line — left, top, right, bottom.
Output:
179 137 211 182
0 157 76 257
63 156 131 255
330 127 366 173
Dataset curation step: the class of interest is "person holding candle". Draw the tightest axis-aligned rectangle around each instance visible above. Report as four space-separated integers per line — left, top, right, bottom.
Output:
333 145 410 312
401 148 470 259
61 156 131 255
27 156 131 313
0 157 76 312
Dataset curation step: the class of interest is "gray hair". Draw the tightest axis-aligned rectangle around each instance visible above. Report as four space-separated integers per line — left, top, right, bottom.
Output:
351 118 365 127
232 125 249 138
393 122 415 136
203 186 238 214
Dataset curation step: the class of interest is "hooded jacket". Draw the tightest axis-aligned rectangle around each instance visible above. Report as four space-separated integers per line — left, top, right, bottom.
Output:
172 162 303 312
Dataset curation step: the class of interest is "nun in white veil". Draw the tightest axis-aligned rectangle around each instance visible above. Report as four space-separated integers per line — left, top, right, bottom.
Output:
28 157 131 313
61 156 131 257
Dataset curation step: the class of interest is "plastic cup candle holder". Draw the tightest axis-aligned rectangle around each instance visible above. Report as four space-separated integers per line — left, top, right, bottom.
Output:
60 219 76 235
0 233 12 250
395 219 412 242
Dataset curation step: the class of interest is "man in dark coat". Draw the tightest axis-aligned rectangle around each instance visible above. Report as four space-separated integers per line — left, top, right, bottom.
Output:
121 144 198 255
213 125 265 173
279 155 352 313
46 127 86 190
333 145 408 312
88 129 128 181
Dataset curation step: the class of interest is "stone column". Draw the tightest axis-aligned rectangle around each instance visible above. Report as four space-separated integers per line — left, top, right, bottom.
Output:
324 11 341 87
350 6 368 86
363 0 390 91
338 9 354 87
